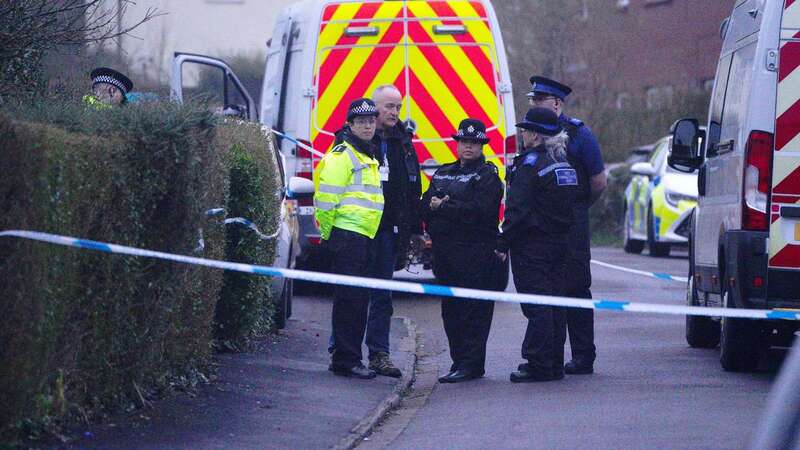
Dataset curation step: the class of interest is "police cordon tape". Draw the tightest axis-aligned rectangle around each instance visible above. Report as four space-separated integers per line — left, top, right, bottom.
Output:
2 229 798 321
269 128 506 163
590 259 688 283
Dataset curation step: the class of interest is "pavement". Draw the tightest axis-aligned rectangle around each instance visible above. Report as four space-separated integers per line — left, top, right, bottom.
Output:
61 295 419 450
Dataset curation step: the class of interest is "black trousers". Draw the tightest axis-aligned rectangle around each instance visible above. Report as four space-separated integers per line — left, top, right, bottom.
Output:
433 241 500 373
328 228 371 369
511 238 567 377
566 207 595 365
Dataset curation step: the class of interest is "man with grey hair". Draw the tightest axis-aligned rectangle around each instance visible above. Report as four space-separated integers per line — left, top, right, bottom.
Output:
328 85 422 377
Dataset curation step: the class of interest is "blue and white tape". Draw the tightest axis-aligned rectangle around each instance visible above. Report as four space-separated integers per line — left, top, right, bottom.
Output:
1 229 798 321
591 259 688 283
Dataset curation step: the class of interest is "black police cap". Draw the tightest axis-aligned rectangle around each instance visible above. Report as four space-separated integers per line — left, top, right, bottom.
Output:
527 75 572 99
452 118 490 144
90 67 133 94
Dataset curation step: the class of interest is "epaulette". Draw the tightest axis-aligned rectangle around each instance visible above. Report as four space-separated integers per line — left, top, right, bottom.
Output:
566 116 584 127
331 143 347 153
484 161 499 174
522 153 539 166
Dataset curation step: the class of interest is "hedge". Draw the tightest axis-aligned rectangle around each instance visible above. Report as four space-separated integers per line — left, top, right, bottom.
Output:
0 102 279 444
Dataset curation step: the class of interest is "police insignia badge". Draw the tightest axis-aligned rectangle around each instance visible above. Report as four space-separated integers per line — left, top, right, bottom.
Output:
467 125 475 133
555 168 578 186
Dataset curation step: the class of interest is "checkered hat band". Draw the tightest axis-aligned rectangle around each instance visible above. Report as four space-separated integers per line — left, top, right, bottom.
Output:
349 103 377 116
92 75 127 93
456 129 487 139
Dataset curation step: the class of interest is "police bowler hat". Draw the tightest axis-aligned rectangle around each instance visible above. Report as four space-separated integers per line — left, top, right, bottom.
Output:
452 118 490 145
347 98 379 122
527 75 572 100
91 67 133 95
516 107 563 136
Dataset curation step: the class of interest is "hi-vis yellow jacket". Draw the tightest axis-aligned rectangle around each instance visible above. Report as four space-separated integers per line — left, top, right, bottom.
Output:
82 95 113 110
314 140 384 240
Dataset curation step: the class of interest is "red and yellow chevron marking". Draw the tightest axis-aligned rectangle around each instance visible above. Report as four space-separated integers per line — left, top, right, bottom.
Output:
310 1 508 191
769 4 800 269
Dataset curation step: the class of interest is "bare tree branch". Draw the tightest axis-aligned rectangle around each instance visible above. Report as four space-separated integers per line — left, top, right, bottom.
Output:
0 0 163 100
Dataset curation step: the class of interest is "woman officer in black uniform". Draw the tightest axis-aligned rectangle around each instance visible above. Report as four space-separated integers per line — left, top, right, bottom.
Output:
498 107 578 383
422 118 504 384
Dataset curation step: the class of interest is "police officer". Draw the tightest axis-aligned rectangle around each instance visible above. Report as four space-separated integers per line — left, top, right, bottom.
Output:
527 76 606 375
84 67 133 108
326 85 422 378
499 108 577 382
422 118 504 383
314 98 384 379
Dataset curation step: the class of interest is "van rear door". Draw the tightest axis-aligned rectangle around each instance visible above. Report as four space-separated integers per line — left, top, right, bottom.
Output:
310 1 509 189
769 5 800 271
311 1 406 159
404 0 508 184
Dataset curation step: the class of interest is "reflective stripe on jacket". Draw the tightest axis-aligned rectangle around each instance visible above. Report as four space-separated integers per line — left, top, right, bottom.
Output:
314 140 384 240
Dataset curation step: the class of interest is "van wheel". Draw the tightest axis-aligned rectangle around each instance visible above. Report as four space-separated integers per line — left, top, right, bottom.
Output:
647 206 671 257
719 291 762 372
685 276 720 348
622 205 645 254
274 278 292 330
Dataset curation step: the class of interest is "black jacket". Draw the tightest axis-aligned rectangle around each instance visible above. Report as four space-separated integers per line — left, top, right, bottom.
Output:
335 123 422 235
499 145 577 251
421 157 503 245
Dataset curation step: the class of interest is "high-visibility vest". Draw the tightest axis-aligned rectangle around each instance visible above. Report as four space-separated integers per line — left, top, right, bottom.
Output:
314 140 384 240
82 95 113 110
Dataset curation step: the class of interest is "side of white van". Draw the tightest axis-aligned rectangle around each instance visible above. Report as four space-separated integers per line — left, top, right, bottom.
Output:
669 0 800 372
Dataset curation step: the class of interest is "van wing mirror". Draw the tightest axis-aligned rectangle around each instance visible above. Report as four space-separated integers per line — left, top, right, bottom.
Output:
668 118 704 173
287 176 314 200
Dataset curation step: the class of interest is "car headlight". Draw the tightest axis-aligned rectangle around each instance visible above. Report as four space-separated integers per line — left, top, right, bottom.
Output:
665 189 696 207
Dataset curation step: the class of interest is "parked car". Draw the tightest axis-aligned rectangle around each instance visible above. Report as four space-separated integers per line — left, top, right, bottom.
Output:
622 135 697 257
266 130 315 328
668 0 800 371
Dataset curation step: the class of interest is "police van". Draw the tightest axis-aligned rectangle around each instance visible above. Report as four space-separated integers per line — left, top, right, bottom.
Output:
668 0 800 371
171 0 516 273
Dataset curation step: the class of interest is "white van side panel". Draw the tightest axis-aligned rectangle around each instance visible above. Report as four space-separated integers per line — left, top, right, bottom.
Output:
696 0 777 267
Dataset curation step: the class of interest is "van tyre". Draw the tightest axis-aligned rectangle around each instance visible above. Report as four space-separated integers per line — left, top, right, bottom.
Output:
719 291 762 372
685 276 720 348
647 205 671 257
622 205 645 254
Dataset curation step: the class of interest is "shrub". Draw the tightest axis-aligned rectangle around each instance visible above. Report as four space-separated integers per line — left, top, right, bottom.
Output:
0 101 279 444
214 123 280 350
589 165 632 246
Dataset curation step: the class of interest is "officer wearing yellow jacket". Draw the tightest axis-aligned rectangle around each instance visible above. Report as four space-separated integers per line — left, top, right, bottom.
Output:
314 98 384 379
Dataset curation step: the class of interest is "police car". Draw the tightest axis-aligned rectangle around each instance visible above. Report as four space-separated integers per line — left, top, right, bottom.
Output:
622 135 698 257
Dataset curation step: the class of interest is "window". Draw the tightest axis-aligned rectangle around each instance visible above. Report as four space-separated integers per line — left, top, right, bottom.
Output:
706 54 733 157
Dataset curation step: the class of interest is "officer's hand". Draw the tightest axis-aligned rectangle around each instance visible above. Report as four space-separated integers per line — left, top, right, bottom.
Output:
494 250 507 261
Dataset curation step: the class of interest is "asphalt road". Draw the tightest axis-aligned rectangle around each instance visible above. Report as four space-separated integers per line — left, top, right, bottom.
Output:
364 246 780 449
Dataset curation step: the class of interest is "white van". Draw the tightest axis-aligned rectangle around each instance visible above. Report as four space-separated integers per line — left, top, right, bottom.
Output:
173 0 516 274
668 0 800 371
